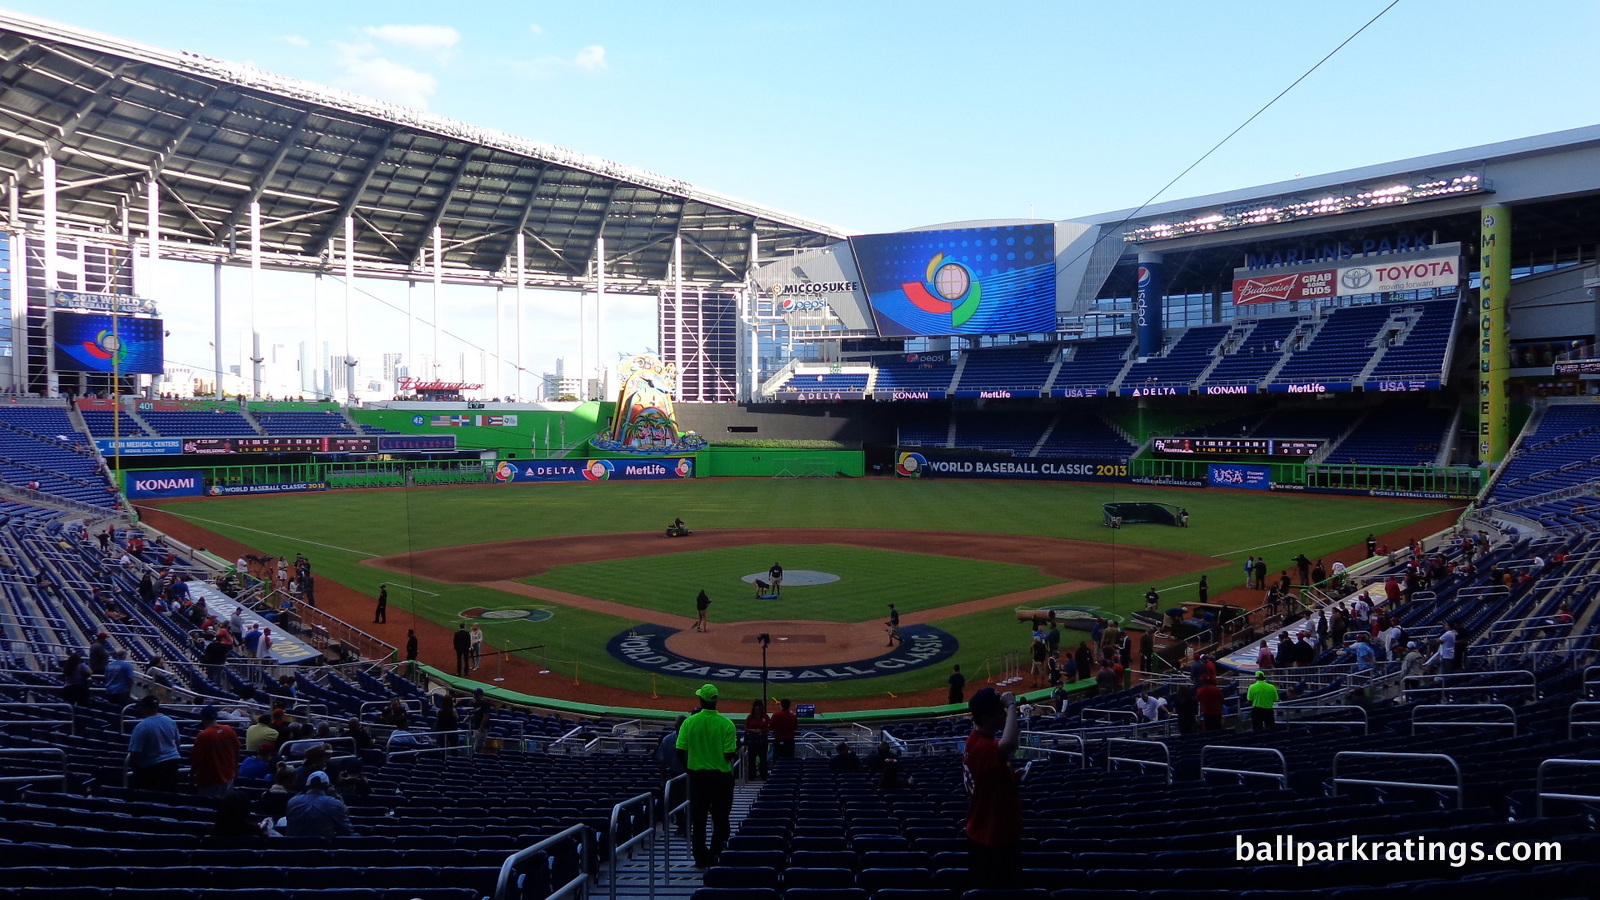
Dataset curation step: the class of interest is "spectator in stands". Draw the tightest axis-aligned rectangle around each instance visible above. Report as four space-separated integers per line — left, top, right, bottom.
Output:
676 684 737 868
212 789 272 839
343 718 374 754
283 770 353 837
228 606 244 637
1075 643 1094 685
470 688 493 753
127 695 181 791
1135 688 1168 722
963 687 1022 888
87 633 110 675
1311 560 1327 586
200 635 230 687
1095 657 1119 695
192 705 239 798
1343 632 1377 673
771 698 798 758
378 698 410 730
829 741 863 772
1247 671 1279 732
744 699 771 780
58 650 92 713
238 745 276 782
656 715 687 779
1173 685 1199 735
1256 641 1275 671
102 649 134 709
453 624 471 676
1196 676 1225 731
948 664 966 705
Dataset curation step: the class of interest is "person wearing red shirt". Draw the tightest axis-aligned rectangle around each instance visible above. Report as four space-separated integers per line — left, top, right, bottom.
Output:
963 687 1022 888
769 698 798 759
1196 676 1226 731
744 699 772 780
191 705 239 798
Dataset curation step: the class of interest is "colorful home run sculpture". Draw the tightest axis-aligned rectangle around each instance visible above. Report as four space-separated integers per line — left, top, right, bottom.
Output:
591 353 708 454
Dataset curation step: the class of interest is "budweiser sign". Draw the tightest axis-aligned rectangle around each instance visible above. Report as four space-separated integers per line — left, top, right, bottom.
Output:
397 377 484 392
1233 245 1460 305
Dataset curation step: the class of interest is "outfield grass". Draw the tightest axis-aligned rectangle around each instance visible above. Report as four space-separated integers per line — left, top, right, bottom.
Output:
144 478 1460 701
523 543 1060 621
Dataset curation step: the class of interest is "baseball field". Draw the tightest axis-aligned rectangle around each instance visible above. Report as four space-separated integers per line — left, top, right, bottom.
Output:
137 477 1463 712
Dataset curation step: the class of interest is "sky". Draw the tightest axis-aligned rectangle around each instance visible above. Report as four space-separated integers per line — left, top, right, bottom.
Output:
7 0 1600 397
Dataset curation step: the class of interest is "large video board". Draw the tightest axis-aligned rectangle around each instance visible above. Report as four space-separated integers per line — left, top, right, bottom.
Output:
52 311 164 374
849 224 1055 337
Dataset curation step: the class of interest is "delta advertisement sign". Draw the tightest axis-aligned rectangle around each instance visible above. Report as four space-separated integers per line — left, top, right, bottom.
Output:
1232 243 1461 306
492 457 694 483
895 451 1128 482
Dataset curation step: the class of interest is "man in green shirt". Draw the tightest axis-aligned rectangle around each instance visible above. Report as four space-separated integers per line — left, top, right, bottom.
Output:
676 683 737 868
1247 670 1279 732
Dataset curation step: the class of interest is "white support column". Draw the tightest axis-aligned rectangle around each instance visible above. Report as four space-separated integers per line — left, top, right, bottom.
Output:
578 290 587 402
41 156 58 397
494 285 502 399
249 200 263 398
406 279 414 388
595 235 606 399
431 226 442 382
515 233 525 401
213 262 223 399
673 235 684 373
748 229 760 400
311 272 321 399
144 180 159 300
344 216 356 404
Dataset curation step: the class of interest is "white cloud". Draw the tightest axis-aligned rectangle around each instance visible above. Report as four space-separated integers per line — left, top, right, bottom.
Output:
573 45 607 71
361 24 461 57
527 24 543 36
334 43 438 109
283 35 309 48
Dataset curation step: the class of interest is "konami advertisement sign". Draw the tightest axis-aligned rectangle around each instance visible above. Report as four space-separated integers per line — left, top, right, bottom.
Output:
1232 244 1460 305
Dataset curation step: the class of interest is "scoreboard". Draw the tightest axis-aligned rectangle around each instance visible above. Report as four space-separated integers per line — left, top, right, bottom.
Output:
1152 437 1324 458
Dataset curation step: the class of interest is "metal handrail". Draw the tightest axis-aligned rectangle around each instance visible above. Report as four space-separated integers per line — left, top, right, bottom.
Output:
0 747 68 789
1536 758 1600 817
608 792 655 900
0 701 77 736
1332 751 1462 809
1273 704 1369 734
1019 731 1087 768
1410 703 1518 736
1105 737 1171 784
1402 670 1538 704
494 823 590 900
1567 701 1600 740
1016 737 1088 770
661 772 690 881
1201 744 1288 788
1082 708 1139 726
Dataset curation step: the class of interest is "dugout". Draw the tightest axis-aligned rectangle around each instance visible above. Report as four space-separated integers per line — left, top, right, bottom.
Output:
1103 501 1188 528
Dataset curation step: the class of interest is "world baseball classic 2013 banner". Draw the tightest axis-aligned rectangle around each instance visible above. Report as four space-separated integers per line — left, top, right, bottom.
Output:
609 624 957 682
492 457 695 483
895 451 1128 482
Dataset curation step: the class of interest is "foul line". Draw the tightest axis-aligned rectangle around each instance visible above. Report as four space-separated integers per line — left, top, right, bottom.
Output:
134 504 441 596
1212 506 1467 559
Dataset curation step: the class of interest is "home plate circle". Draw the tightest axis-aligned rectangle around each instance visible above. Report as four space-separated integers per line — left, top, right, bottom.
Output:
740 570 840 586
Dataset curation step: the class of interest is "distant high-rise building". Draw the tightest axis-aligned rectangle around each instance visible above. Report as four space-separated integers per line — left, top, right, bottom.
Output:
382 353 404 384
660 288 739 402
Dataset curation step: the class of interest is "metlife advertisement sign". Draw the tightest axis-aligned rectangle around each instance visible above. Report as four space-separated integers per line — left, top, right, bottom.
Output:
492 457 695 483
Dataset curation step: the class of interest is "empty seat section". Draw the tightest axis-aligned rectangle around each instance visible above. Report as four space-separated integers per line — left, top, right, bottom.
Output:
1121 325 1229 389
1051 339 1130 390
1274 304 1393 384
956 346 1056 392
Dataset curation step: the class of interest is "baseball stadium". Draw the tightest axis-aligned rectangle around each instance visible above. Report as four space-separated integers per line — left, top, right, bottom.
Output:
1 9 1598 900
